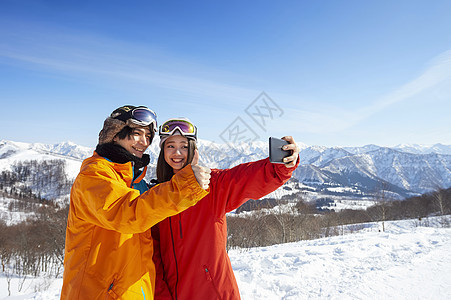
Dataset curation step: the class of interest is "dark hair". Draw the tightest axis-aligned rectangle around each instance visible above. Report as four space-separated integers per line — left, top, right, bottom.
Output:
157 138 197 183
114 124 155 142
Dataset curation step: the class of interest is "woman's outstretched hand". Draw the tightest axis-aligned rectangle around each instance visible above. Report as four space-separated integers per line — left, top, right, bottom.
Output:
281 136 300 168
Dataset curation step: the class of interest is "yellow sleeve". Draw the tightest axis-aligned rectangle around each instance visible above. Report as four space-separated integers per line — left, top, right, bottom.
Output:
70 163 208 234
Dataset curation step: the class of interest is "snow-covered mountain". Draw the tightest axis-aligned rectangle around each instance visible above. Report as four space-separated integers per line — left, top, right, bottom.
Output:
1 139 450 202
393 143 451 155
304 147 451 196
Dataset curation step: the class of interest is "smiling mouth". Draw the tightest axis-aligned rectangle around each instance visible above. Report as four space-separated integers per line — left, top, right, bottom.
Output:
171 158 184 163
132 146 145 152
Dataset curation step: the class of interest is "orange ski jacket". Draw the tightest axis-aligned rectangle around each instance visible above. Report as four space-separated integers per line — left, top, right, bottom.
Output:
60 152 208 300
153 157 299 300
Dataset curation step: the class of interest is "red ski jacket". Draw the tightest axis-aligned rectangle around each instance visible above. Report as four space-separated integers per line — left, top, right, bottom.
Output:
152 157 299 300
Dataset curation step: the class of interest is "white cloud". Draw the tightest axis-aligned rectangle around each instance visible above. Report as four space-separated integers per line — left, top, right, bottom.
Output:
281 50 451 135
0 21 258 105
360 50 451 116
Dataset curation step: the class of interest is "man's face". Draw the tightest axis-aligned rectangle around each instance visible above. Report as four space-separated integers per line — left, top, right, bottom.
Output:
113 127 151 158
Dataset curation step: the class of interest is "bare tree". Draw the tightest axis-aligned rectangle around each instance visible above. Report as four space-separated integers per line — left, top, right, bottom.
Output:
432 187 447 216
368 183 393 232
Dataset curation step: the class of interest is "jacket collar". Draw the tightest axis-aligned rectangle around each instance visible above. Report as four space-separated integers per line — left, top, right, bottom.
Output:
95 143 150 178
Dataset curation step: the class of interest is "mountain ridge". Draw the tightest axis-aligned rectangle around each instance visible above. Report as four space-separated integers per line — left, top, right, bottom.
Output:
1 139 450 202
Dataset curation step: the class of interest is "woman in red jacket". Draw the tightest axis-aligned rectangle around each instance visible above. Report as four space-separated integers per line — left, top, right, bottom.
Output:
152 118 299 300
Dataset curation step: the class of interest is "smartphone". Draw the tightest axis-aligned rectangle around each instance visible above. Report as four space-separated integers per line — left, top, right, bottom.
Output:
269 137 290 164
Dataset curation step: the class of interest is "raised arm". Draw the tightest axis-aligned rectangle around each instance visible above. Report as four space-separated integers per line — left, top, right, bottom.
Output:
70 163 209 234
210 136 300 216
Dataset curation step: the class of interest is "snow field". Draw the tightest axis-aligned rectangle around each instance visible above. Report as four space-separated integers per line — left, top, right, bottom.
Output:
1 217 450 299
231 219 451 299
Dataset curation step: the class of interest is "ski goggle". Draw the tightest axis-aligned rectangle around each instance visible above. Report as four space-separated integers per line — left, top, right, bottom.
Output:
113 107 158 131
159 119 197 140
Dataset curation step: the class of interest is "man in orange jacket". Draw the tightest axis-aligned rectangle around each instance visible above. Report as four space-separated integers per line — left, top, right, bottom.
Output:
60 105 210 300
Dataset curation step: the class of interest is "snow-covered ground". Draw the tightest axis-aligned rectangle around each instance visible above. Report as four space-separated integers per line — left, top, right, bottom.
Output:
1 217 450 299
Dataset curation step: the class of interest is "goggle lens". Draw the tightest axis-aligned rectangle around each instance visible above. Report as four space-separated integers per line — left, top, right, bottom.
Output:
112 106 157 130
132 108 157 125
161 120 195 134
159 119 197 140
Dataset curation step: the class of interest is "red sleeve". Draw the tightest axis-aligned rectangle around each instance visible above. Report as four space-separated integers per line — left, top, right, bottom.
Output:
209 156 299 217
152 224 173 300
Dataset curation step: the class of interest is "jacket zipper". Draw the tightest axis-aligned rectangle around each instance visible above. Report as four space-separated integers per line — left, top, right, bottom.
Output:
106 279 118 299
179 215 183 239
130 161 136 188
169 217 179 300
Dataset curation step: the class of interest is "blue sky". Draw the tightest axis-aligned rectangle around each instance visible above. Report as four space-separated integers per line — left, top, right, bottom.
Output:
1 0 450 148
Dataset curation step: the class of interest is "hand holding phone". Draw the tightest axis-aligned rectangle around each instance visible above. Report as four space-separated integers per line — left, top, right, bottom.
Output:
269 137 290 164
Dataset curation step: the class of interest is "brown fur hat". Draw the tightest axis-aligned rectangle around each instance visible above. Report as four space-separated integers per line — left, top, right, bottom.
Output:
98 105 156 145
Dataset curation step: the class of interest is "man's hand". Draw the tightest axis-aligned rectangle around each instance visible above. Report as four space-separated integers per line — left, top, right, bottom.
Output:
191 150 211 190
281 136 300 168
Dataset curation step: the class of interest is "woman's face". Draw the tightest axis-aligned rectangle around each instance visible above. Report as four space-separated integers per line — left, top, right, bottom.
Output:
164 135 189 173
113 127 151 158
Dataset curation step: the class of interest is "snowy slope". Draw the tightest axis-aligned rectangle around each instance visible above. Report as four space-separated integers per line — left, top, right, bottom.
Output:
0 140 86 181
233 218 451 299
1 217 450 299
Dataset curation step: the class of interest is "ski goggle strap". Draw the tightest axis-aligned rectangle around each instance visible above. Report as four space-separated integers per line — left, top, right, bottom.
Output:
113 106 158 131
159 119 197 139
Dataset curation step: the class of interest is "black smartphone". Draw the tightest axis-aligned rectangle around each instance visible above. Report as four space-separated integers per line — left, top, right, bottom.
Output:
269 137 290 164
